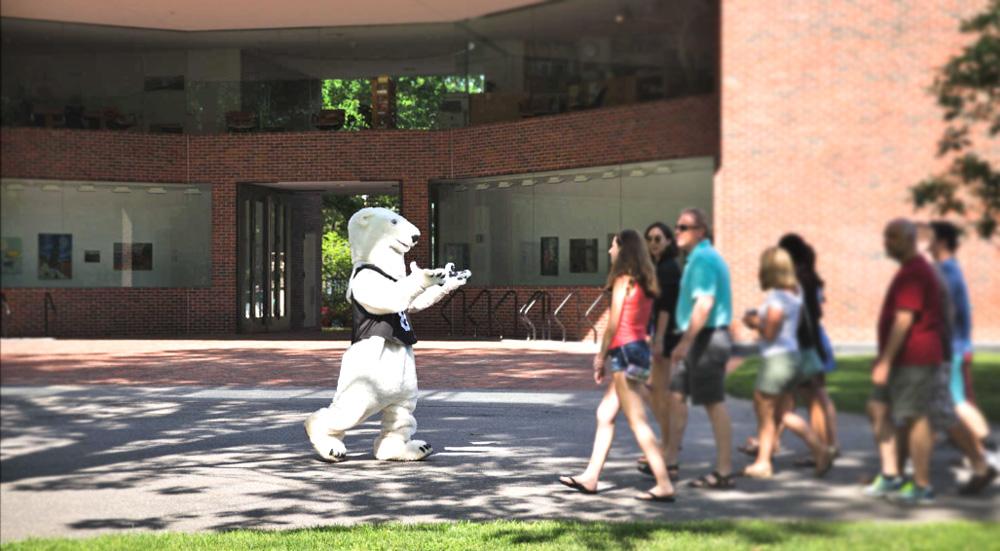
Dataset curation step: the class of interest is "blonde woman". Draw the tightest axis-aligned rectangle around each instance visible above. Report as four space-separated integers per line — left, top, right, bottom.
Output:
558 229 676 502
741 247 832 478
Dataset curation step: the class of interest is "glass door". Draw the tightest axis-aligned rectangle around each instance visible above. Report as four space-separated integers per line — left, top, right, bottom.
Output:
238 185 291 333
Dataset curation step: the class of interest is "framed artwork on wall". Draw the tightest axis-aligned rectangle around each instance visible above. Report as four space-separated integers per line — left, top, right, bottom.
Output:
114 243 154 271
84 250 101 263
443 243 470 270
1 236 23 275
540 236 559 276
38 233 72 279
569 238 598 273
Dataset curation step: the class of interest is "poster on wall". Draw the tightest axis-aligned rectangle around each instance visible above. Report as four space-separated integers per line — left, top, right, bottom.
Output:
443 243 470 270
540 236 559 276
1 236 23 275
114 243 154 271
570 239 598 273
38 233 72 279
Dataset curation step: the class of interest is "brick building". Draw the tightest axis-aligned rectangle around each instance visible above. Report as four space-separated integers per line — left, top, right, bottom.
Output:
1 0 997 345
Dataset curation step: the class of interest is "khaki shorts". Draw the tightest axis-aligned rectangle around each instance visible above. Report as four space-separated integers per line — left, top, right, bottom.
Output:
869 365 936 422
756 351 801 396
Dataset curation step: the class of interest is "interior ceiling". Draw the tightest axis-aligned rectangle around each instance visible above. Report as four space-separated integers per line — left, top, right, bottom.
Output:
0 0 684 56
0 0 547 31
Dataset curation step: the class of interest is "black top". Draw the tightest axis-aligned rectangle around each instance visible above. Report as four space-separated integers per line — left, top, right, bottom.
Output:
651 256 682 348
350 264 418 346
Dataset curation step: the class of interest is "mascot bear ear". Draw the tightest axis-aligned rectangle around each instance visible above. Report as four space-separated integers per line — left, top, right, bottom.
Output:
356 211 375 227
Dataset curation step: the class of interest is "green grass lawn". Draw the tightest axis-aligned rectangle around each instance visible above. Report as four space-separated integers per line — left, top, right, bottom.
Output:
726 353 1000 423
4 520 998 550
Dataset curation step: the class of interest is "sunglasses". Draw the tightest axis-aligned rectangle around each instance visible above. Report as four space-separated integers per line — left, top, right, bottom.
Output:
675 224 700 233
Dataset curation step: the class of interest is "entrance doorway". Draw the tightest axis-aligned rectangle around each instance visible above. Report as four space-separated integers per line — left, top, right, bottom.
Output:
237 184 292 333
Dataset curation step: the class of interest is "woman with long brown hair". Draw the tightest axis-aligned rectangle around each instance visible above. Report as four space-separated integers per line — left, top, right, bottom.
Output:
558 229 676 502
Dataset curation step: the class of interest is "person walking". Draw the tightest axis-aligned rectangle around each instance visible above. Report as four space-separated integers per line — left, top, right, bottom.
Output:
778 234 841 464
741 247 832 478
864 219 945 504
665 208 736 489
927 221 996 494
637 222 682 480
558 229 676 502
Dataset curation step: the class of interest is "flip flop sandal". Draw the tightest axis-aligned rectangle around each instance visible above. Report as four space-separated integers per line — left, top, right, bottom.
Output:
738 466 773 480
636 491 676 502
558 476 597 495
688 470 736 489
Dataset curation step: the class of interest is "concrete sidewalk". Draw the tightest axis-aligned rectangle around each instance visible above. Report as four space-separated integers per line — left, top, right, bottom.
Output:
2 383 997 543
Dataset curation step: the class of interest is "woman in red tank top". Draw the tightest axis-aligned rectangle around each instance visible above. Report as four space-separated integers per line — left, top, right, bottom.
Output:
559 230 676 502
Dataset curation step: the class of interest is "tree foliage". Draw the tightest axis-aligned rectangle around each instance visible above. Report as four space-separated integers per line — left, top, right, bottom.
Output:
911 1 1000 238
322 75 483 130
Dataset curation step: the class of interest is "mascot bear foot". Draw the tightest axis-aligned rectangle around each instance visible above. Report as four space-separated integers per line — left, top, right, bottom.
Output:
374 436 433 461
304 410 348 462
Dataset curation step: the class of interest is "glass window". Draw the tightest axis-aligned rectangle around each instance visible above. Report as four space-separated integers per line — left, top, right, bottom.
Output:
432 157 714 287
1 179 212 288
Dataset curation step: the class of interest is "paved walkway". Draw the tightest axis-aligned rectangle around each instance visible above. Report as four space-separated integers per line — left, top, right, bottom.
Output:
1 339 997 543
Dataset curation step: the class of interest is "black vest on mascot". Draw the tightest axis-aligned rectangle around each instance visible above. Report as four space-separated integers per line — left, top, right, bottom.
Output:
350 264 418 346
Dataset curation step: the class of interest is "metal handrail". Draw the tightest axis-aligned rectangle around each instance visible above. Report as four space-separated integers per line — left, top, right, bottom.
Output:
463 288 491 337
438 288 466 336
44 292 56 337
491 290 519 339
552 291 575 342
583 291 607 343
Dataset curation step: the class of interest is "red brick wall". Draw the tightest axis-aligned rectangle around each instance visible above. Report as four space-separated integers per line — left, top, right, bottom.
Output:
718 0 1000 345
1 96 718 337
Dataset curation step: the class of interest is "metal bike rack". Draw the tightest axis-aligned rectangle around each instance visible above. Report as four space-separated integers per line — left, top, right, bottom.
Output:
438 288 466 336
491 290 519 339
582 292 607 343
552 291 575 342
43 292 56 337
462 289 491 337
519 290 551 341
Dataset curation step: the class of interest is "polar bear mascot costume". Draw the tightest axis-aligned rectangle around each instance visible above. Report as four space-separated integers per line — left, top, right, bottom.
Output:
305 207 469 462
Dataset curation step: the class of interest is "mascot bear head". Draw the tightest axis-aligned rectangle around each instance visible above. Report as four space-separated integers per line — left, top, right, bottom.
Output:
348 207 420 280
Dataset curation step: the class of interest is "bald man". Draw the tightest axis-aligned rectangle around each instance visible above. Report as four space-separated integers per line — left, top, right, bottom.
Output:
864 219 946 504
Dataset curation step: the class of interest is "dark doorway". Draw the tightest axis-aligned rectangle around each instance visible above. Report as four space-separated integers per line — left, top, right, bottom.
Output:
237 184 293 333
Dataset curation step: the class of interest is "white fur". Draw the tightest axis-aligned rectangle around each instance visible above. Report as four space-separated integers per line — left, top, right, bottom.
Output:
305 207 469 462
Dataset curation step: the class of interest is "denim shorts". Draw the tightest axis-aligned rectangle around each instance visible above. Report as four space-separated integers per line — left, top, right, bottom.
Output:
608 340 652 383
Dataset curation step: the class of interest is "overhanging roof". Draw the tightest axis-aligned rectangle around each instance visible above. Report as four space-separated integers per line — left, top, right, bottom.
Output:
0 0 546 31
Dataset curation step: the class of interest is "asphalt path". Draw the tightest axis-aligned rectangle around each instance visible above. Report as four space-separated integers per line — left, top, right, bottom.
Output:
2 384 997 543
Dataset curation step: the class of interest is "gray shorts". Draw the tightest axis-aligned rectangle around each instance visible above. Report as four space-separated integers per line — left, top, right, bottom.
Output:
929 362 958 431
669 328 732 405
869 365 936 422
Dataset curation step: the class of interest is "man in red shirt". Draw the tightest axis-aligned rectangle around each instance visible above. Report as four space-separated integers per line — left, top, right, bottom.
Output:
864 219 944 504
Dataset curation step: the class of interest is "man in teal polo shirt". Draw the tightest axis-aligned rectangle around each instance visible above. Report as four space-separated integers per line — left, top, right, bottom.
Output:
664 207 735 489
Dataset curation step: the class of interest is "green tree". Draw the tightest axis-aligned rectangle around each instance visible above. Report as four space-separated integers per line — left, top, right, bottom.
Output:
912 1 1000 238
322 75 484 130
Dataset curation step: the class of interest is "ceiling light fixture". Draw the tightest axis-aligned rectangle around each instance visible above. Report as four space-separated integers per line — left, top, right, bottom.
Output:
573 175 590 183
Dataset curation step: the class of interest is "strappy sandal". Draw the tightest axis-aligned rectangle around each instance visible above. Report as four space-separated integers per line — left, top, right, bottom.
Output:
688 470 736 489
636 458 680 481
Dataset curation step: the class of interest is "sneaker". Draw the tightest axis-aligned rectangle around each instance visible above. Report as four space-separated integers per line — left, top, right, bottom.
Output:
863 474 903 498
891 481 936 505
958 465 998 496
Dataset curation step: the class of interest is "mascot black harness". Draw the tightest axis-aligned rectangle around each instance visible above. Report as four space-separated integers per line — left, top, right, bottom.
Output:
350 264 418 346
